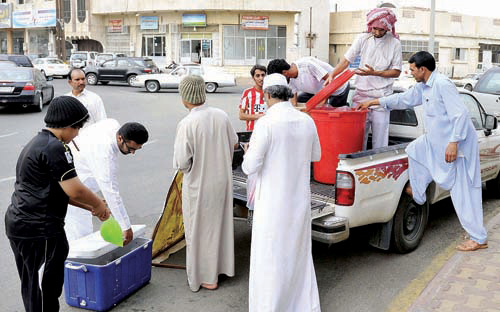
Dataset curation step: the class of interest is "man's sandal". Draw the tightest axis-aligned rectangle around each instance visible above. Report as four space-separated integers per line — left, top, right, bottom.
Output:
456 239 488 251
201 283 218 290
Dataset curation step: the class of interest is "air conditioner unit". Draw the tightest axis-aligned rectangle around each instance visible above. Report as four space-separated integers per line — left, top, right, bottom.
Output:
169 23 179 34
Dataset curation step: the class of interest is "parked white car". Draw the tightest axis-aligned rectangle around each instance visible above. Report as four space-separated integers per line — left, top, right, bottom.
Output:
32 58 71 78
471 67 500 118
131 64 236 93
453 73 483 91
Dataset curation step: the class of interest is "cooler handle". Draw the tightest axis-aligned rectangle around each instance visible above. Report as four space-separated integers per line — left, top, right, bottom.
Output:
328 113 341 118
143 242 149 249
65 263 88 272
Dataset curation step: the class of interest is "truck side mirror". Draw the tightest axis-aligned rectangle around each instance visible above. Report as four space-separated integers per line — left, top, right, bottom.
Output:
485 114 497 130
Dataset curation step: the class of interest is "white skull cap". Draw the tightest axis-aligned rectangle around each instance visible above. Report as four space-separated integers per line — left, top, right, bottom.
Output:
263 73 288 90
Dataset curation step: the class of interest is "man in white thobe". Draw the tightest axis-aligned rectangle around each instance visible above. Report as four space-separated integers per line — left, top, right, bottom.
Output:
358 51 488 251
327 7 402 149
267 57 349 108
64 119 149 245
173 75 238 292
243 73 322 312
66 68 107 128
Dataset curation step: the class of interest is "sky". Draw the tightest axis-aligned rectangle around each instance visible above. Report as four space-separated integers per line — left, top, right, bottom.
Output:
330 0 500 18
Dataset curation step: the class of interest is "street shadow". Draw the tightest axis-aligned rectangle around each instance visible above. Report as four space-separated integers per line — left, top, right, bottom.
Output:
0 106 45 115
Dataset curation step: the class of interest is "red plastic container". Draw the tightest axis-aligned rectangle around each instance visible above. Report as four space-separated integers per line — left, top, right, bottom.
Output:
310 107 367 184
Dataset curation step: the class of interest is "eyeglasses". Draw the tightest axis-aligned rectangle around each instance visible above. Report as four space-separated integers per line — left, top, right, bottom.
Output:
254 73 266 78
122 140 139 153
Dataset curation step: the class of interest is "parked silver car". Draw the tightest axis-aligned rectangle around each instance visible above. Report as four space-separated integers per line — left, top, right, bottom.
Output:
471 67 500 118
70 51 99 69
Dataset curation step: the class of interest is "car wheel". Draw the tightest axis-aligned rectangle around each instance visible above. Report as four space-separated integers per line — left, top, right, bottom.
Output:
391 192 428 253
100 81 110 85
86 73 98 85
205 82 218 93
34 93 43 112
127 74 137 86
145 80 160 93
464 84 473 91
486 174 500 198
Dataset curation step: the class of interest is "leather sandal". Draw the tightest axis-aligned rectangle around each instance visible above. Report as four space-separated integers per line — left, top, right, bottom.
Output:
456 239 488 251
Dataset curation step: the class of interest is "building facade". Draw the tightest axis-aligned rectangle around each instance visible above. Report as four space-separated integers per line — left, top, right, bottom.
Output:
62 0 331 75
329 7 500 78
0 0 61 57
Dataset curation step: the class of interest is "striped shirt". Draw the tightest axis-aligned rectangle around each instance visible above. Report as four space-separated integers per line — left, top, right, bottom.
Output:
240 87 266 131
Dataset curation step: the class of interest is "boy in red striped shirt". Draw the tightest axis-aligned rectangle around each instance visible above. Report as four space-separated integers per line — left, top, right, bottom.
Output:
239 65 267 131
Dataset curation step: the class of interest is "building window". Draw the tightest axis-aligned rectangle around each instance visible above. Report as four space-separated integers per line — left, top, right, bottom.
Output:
181 33 212 63
77 0 86 23
479 43 500 64
454 48 467 61
402 10 415 19
451 15 462 23
400 40 439 62
352 12 361 19
223 25 286 64
142 35 166 57
63 0 71 23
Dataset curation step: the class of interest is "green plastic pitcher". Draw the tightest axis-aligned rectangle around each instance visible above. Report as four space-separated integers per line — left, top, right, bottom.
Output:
100 216 123 247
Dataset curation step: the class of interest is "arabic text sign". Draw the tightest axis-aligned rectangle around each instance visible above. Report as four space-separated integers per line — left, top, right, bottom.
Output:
13 9 56 28
241 16 269 30
141 16 158 30
108 19 123 33
0 4 11 28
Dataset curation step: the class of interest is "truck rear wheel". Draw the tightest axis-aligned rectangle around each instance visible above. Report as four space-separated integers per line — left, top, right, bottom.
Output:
391 192 428 253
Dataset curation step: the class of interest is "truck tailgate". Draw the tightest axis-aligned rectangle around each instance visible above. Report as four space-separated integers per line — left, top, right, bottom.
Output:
232 167 335 219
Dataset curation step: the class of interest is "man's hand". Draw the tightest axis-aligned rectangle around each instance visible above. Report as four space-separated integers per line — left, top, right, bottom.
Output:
324 73 334 86
445 142 458 163
92 204 111 221
356 99 380 110
123 228 133 246
356 64 377 76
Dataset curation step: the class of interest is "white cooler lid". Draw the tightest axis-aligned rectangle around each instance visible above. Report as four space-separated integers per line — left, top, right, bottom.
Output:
68 224 146 259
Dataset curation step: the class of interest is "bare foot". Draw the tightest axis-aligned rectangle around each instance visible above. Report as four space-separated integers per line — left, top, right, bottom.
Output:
201 283 218 290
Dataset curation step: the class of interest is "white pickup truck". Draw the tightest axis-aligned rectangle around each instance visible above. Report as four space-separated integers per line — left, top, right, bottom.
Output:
232 91 500 253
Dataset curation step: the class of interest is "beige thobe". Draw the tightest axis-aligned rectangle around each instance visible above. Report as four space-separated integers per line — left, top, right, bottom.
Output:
173 103 238 292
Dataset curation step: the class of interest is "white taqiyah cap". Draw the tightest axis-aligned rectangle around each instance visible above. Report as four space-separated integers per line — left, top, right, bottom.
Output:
262 73 288 90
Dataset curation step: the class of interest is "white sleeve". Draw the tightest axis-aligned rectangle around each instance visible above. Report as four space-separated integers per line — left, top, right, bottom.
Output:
308 59 329 82
95 95 107 121
242 121 270 176
344 34 363 64
90 147 131 231
390 41 403 71
173 120 193 172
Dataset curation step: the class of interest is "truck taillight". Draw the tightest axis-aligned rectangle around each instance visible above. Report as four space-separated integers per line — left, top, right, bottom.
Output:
335 171 355 206
143 68 152 73
23 83 35 91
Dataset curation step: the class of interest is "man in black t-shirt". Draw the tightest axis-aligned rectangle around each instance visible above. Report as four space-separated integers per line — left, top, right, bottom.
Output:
5 96 111 312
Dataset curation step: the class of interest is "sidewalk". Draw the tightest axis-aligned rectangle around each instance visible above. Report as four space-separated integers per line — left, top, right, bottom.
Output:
409 212 500 312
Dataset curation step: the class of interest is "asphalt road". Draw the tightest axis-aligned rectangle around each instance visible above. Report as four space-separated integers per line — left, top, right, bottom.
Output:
1 79 499 312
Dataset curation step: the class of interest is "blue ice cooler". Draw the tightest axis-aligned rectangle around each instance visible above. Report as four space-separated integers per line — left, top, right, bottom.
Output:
64 225 152 311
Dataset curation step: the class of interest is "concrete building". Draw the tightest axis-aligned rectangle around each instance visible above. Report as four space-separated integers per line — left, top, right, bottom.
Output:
62 0 331 75
329 6 500 78
0 0 59 57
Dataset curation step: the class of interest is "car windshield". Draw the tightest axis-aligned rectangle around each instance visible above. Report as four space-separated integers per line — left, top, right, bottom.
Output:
8 56 31 66
47 59 64 64
475 71 500 95
0 70 33 81
72 54 86 60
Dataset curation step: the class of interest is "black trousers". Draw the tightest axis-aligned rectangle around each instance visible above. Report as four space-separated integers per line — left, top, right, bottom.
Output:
297 82 350 107
9 234 69 312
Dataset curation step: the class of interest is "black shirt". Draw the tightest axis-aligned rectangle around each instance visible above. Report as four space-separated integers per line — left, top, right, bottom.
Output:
5 130 78 239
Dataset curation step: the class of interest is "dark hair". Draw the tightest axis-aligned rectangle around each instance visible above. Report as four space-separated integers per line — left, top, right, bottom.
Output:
118 122 149 144
267 59 290 75
68 68 85 80
408 51 436 71
250 65 266 77
71 115 89 129
264 85 294 101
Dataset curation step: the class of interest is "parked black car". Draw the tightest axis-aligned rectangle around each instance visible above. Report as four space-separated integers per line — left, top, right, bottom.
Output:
0 54 34 67
85 57 159 86
0 67 54 112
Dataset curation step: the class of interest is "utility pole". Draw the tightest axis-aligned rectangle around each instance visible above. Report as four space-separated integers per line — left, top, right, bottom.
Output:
55 0 66 60
429 0 436 56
